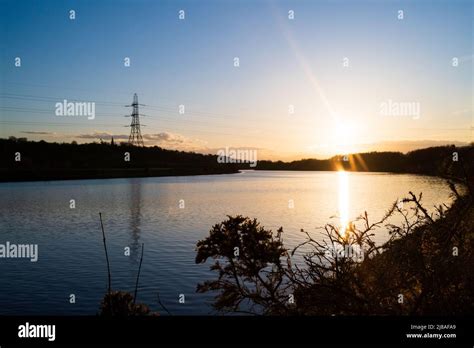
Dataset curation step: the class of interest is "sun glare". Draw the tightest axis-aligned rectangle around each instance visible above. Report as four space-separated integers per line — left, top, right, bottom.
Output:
338 171 349 237
333 121 359 154
335 123 352 142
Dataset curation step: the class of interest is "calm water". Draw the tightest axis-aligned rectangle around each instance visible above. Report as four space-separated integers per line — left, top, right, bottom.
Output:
0 171 454 315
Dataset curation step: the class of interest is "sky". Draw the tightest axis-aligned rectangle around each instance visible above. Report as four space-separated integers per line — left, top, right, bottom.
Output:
0 0 472 160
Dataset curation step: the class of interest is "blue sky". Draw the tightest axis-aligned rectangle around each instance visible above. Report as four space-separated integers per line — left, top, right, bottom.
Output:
0 0 472 159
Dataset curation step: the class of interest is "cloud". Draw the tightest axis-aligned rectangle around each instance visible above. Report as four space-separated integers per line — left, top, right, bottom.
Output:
75 131 208 151
143 132 209 151
21 131 56 135
143 132 186 144
77 132 128 140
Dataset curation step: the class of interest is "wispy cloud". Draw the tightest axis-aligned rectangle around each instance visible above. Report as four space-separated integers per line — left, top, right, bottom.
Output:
143 132 208 151
77 132 128 140
75 131 208 151
21 131 56 135
143 132 186 145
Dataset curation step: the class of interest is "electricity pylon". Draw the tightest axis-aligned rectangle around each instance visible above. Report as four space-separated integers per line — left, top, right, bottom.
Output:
126 93 145 147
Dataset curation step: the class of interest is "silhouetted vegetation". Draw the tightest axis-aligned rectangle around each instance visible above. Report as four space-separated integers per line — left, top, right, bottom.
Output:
99 290 155 317
0 137 474 181
2 138 473 182
97 213 156 317
0 138 239 181
195 216 289 314
256 144 474 179
196 187 473 315
196 149 474 315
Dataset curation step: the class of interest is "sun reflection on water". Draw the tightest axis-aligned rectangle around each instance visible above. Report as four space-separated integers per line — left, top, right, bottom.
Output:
338 171 349 237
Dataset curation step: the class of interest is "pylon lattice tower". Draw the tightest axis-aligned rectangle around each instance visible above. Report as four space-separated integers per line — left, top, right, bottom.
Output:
127 93 144 147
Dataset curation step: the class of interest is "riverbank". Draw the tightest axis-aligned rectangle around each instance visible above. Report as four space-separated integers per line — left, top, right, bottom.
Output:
256 145 474 179
0 167 239 182
194 178 474 315
356 187 474 314
0 138 239 182
2 139 472 183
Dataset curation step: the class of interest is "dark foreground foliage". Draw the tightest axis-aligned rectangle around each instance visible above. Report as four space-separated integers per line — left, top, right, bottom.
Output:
99 291 155 317
196 180 474 315
97 215 158 316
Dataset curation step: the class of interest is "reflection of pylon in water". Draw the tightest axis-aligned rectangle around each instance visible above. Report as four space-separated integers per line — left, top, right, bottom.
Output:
127 93 144 147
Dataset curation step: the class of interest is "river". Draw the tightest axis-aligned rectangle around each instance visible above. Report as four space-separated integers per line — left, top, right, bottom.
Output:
0 170 454 315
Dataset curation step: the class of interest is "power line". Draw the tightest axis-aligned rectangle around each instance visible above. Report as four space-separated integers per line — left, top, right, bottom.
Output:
0 91 296 121
0 93 318 132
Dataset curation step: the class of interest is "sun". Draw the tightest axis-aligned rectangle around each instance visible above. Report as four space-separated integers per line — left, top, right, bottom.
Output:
335 122 354 143
332 120 359 153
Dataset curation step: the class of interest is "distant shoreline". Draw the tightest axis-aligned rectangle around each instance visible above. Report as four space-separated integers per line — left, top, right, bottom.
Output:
0 138 241 183
0 167 239 183
1 138 472 184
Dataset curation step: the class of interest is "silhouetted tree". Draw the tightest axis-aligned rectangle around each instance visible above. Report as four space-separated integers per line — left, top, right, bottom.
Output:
196 216 290 314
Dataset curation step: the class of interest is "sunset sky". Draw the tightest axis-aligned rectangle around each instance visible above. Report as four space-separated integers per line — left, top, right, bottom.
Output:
1 0 472 160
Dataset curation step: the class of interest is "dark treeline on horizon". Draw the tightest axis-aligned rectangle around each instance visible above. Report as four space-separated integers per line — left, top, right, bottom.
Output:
1 137 473 182
257 144 474 179
0 137 239 181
